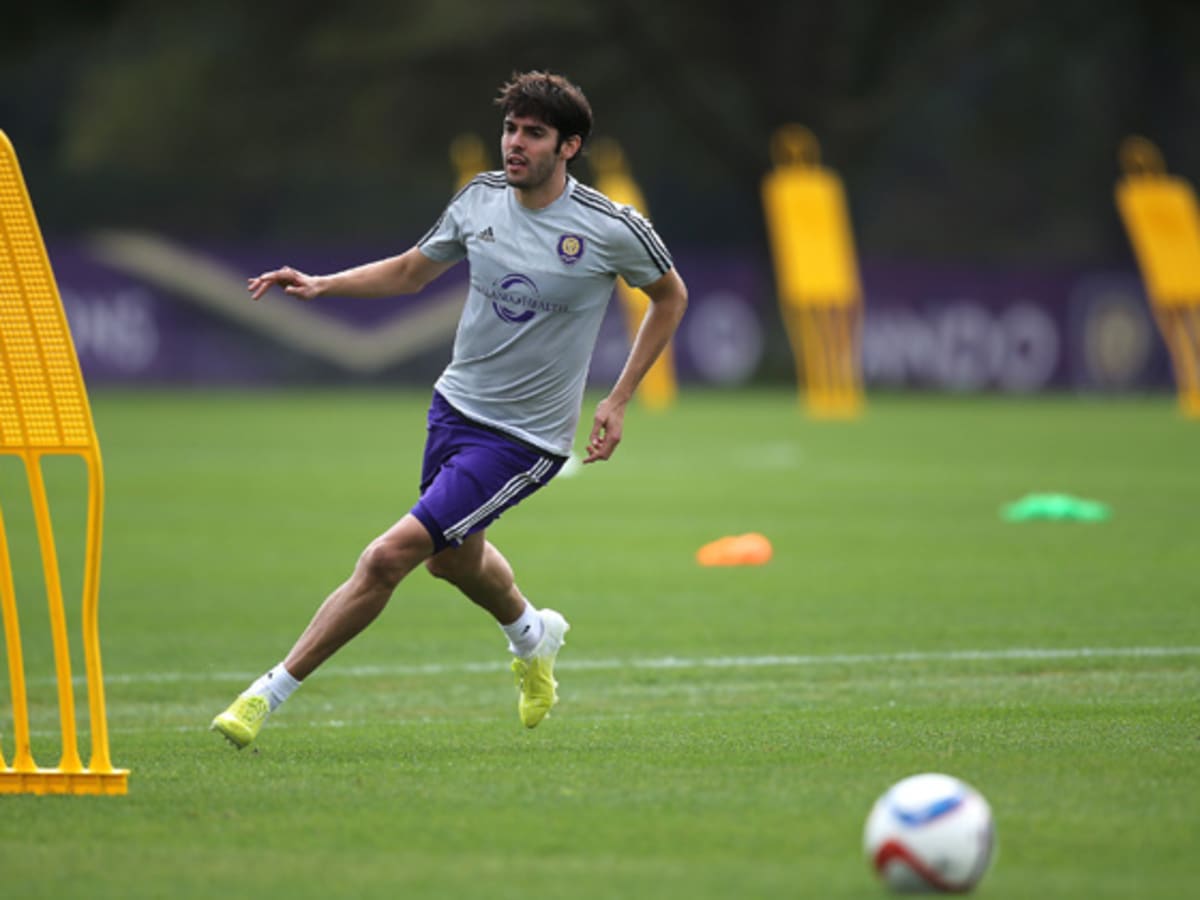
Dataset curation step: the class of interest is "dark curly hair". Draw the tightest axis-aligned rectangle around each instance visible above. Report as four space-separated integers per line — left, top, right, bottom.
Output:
495 71 593 164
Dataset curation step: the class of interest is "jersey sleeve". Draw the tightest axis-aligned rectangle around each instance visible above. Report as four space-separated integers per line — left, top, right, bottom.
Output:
417 184 472 263
609 205 674 288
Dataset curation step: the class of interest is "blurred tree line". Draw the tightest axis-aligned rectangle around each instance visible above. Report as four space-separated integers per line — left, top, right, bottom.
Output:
3 0 1198 266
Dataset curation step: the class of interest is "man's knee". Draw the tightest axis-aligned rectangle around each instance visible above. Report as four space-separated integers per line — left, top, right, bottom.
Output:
354 514 435 589
358 537 420 589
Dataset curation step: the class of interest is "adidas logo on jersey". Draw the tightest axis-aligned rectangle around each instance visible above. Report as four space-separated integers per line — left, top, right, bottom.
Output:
476 226 495 242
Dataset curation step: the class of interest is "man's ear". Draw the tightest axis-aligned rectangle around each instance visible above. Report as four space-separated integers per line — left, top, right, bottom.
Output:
560 134 583 162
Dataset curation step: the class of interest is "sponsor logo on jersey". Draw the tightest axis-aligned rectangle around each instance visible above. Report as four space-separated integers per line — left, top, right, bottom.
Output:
476 226 495 242
556 233 585 265
482 274 569 324
488 273 539 324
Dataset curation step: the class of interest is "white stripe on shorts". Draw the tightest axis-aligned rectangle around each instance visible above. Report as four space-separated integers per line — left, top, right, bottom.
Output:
443 456 554 543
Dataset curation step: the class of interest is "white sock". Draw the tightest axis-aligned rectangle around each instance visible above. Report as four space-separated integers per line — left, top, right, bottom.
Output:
243 663 302 712
501 603 544 658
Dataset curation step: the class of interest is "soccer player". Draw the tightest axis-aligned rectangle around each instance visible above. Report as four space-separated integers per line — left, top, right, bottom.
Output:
211 71 687 747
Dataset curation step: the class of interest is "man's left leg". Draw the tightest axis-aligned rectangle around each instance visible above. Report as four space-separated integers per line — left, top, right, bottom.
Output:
426 531 569 728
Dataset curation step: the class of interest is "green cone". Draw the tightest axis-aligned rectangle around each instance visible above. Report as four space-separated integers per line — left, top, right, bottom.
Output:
1002 493 1111 522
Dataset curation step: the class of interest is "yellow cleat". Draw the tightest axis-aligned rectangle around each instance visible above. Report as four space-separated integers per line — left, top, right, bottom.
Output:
511 609 570 728
210 695 270 749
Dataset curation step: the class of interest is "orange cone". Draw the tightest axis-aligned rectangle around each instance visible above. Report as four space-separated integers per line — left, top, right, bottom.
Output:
696 533 773 567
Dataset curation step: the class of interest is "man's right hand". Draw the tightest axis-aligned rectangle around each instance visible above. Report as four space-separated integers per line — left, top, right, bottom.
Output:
247 266 324 301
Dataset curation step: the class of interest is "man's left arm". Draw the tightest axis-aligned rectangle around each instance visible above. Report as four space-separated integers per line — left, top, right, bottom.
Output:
585 268 688 463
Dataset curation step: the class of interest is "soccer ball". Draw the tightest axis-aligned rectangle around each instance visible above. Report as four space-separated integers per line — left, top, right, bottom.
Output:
863 773 996 893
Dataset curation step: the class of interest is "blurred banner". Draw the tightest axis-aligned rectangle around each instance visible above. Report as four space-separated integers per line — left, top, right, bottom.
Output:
48 236 1169 393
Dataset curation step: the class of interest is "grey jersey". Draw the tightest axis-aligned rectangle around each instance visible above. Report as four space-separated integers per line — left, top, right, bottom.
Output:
418 172 673 456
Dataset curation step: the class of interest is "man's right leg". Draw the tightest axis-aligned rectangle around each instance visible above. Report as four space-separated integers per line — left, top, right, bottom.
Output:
211 514 435 748
283 515 434 679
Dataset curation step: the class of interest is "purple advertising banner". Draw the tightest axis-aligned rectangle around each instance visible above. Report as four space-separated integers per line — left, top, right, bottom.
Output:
44 235 1170 392
859 263 1171 392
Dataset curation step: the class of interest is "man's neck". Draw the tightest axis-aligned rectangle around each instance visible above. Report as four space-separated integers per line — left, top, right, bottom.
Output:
514 171 569 210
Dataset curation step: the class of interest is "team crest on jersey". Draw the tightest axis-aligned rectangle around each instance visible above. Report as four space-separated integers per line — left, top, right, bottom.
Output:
556 233 585 265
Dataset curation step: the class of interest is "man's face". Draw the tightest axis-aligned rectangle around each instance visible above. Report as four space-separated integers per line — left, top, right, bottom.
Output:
501 114 574 190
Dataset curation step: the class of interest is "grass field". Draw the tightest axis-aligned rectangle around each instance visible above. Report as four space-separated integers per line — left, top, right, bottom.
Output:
1 388 1197 898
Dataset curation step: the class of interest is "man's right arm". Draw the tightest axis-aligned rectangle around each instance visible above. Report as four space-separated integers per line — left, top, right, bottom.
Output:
247 246 456 301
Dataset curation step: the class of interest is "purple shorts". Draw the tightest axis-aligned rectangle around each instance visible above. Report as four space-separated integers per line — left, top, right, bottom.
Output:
410 392 566 552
